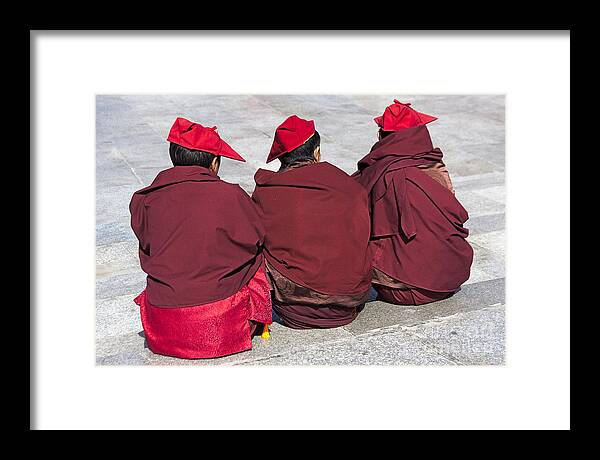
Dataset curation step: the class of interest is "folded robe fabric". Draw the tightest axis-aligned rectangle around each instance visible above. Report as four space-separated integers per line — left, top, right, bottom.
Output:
352 126 473 293
252 161 372 296
129 166 265 307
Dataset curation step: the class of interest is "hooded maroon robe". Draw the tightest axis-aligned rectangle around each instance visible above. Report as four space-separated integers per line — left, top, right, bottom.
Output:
252 161 372 328
129 166 271 358
352 126 473 301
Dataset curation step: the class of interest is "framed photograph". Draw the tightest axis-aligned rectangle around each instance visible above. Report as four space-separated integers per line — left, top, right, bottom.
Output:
32 31 570 430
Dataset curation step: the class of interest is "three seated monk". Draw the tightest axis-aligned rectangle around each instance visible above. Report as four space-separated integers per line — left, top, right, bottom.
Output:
129 117 272 359
352 100 474 305
129 103 474 359
251 115 372 329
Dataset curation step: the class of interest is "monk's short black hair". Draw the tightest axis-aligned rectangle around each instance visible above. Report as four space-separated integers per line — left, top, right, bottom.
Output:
169 142 220 168
379 129 392 139
279 131 321 168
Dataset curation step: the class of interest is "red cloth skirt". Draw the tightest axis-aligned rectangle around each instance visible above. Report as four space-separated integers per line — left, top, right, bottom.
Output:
134 266 272 359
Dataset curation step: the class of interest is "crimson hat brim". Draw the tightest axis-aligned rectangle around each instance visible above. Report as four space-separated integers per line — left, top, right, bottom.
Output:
219 139 246 162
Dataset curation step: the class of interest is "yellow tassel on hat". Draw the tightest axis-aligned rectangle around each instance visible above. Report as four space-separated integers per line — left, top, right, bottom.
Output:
261 323 271 340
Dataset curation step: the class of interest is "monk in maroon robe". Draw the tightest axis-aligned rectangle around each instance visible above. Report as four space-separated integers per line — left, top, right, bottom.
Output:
129 117 272 359
252 115 372 329
352 100 473 305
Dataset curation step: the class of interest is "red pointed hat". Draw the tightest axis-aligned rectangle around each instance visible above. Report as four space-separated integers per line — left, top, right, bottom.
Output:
374 99 437 131
167 117 245 162
267 115 316 163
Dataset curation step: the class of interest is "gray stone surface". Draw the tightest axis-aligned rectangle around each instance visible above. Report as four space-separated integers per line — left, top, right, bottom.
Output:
95 95 505 366
402 305 505 365
96 294 143 340
465 213 505 236
247 329 458 366
343 278 504 335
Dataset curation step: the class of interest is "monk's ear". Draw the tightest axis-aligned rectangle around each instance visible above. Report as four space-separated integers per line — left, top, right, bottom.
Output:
314 146 321 162
210 156 221 173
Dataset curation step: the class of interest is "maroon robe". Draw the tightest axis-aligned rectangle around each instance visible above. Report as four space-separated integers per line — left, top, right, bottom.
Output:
129 166 271 359
352 126 473 304
130 166 265 307
252 161 372 328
